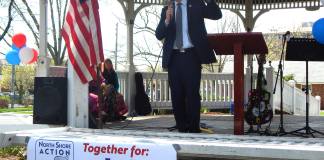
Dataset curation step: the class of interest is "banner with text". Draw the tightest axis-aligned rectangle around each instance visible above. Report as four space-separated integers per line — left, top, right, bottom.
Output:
27 136 177 160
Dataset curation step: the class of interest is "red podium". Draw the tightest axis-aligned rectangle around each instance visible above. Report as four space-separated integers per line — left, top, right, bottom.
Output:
208 33 268 135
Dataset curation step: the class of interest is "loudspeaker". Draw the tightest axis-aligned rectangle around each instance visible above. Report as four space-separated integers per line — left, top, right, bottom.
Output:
34 77 67 125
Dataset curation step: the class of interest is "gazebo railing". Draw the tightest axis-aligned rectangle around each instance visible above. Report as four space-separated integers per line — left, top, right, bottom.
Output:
117 68 321 116
117 71 253 109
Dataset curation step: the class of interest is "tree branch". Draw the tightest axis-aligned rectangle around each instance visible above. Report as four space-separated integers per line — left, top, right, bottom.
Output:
49 0 58 61
134 4 150 19
21 0 40 30
59 0 68 64
13 2 39 46
117 0 127 17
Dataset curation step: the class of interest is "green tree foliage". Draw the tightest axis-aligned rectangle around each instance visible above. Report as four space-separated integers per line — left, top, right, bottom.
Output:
283 73 295 82
264 30 282 61
0 65 35 104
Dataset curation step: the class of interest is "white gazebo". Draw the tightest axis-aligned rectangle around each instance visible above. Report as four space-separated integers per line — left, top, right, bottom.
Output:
37 0 322 128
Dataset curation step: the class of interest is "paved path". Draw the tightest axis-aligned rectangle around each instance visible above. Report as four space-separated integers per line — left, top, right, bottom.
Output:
0 113 52 133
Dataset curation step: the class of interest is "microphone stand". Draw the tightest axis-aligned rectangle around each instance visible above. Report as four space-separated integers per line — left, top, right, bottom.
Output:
274 33 310 137
273 33 288 136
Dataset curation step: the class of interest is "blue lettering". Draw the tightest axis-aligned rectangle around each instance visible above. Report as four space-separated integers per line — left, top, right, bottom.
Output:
56 142 71 149
39 141 54 148
39 149 44 154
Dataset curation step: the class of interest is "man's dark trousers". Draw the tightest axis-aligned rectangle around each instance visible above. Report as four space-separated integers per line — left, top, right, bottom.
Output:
168 48 201 133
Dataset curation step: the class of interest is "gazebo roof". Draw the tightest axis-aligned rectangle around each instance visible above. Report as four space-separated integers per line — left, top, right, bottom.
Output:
134 0 322 10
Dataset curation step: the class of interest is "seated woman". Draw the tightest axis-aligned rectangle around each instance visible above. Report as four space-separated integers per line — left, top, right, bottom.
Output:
101 59 127 121
88 59 127 127
102 58 119 91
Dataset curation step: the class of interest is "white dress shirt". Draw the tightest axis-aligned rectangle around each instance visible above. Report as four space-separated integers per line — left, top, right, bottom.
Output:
173 0 194 49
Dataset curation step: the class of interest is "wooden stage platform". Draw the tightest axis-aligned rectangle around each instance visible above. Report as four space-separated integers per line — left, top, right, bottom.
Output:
2 114 324 159
104 114 324 137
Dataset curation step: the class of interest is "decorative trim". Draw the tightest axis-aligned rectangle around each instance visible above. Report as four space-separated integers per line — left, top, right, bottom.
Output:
133 0 321 10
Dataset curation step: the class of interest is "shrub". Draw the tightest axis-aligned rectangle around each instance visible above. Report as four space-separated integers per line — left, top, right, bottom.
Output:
0 95 10 108
0 146 26 160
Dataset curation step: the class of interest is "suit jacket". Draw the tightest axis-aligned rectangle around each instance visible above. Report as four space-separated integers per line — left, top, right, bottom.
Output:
155 0 222 68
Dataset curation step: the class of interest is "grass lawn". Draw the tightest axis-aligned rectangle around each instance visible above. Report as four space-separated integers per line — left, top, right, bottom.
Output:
0 146 25 160
0 106 33 114
321 111 324 116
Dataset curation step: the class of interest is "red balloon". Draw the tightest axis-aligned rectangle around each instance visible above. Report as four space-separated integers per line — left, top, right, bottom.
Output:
12 33 26 48
28 49 38 64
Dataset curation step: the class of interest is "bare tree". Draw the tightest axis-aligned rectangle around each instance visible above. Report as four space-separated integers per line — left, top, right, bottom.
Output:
134 8 243 73
113 6 242 73
264 29 282 61
113 5 163 71
264 28 312 61
0 0 15 53
11 0 68 65
133 6 163 72
204 13 243 73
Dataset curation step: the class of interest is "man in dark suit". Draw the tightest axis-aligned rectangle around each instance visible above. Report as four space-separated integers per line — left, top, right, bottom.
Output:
155 0 222 133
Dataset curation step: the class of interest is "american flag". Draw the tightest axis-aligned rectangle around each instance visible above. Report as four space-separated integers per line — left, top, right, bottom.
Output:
62 0 104 83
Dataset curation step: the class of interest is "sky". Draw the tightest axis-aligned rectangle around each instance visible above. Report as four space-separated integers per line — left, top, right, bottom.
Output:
99 1 324 70
0 1 324 70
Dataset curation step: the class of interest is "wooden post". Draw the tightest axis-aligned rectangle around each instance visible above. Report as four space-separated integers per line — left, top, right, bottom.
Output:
234 43 244 135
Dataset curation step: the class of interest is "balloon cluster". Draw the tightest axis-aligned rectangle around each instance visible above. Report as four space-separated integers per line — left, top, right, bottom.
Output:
5 33 38 65
312 18 324 45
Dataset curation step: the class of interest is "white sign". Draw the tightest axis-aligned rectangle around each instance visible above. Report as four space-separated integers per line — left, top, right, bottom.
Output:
27 136 177 160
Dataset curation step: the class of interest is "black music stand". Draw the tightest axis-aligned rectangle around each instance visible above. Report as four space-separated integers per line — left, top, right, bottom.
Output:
284 38 324 137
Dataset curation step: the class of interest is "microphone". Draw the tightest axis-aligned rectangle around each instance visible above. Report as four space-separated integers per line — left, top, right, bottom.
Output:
168 0 174 5
167 0 175 19
283 31 291 41
283 31 290 36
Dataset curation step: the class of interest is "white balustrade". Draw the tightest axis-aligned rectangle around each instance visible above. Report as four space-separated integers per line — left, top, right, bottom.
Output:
117 67 321 116
272 74 321 116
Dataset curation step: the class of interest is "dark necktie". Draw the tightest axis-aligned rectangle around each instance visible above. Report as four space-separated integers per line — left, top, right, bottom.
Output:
175 2 183 49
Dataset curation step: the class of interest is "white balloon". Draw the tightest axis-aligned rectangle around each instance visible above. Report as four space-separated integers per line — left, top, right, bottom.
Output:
19 47 34 64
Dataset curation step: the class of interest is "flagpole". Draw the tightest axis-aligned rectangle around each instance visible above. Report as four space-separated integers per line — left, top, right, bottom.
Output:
36 0 49 77
115 23 118 70
97 65 103 129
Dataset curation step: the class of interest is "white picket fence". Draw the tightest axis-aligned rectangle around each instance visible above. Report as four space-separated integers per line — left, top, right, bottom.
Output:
117 67 321 116
273 80 321 116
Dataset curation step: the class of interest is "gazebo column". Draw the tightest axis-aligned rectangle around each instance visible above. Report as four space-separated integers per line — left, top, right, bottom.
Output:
118 0 149 116
245 0 254 91
125 1 136 116
244 0 254 32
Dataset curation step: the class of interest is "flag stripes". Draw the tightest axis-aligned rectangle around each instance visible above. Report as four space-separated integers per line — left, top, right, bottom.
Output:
62 0 104 84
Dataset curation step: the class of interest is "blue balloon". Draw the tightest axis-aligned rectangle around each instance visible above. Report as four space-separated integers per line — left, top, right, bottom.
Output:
12 44 26 52
12 44 20 51
6 50 20 65
312 18 324 44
